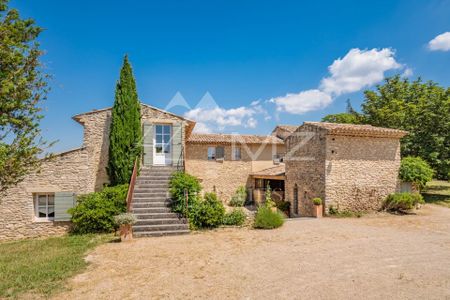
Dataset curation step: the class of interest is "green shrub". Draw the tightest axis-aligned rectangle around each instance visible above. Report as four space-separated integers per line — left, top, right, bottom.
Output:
229 186 247 207
312 198 322 206
253 206 284 229
399 157 434 190
384 192 424 212
264 183 275 208
223 208 247 226
169 171 201 216
188 192 225 229
69 184 128 234
275 200 290 212
114 213 137 226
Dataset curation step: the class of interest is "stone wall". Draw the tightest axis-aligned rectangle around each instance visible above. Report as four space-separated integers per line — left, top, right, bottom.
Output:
0 149 89 241
285 124 327 217
0 104 189 241
325 135 401 212
185 143 284 203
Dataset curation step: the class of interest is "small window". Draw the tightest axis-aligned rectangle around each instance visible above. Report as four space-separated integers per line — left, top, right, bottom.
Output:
208 146 225 160
232 147 241 160
34 193 55 220
208 147 216 160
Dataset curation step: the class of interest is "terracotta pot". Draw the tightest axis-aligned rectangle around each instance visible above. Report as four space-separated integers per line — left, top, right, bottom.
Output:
313 205 323 218
119 224 133 242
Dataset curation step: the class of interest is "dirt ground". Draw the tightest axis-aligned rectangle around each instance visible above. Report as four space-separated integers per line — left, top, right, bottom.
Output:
56 205 450 300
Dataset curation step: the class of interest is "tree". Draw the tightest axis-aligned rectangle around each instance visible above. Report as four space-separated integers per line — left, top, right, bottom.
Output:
321 113 360 124
362 76 449 180
399 157 434 191
107 55 142 185
321 99 362 124
0 0 50 193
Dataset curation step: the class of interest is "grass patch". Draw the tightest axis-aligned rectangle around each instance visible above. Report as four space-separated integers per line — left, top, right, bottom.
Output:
0 234 114 298
422 180 450 208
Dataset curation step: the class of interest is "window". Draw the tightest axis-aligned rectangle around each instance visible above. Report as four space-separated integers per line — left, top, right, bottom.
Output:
208 146 225 161
34 193 55 220
232 147 241 160
155 125 171 154
208 147 216 160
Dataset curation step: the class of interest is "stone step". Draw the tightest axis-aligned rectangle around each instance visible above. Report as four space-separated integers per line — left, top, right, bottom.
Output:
136 179 170 184
132 207 172 214
132 198 171 204
132 201 171 208
136 177 171 181
132 223 189 232
133 230 190 238
134 218 187 226
134 188 168 193
133 192 168 198
132 202 169 208
134 212 180 219
135 183 168 189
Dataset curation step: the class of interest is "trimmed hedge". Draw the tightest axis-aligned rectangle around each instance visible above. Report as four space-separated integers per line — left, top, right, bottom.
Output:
384 192 424 212
399 157 434 190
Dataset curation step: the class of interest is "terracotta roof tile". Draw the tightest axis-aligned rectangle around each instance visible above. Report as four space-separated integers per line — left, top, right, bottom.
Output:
276 125 298 133
302 122 408 138
251 164 285 176
188 133 284 145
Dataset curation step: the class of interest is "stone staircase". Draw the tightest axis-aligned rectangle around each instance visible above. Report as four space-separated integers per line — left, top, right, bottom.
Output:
131 166 189 237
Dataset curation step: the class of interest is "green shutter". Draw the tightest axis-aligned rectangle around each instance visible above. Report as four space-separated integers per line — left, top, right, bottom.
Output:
172 122 183 166
54 191 75 221
143 123 153 166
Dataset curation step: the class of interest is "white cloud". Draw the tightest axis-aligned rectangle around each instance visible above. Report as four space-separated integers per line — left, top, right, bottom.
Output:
428 32 450 51
272 48 404 114
320 48 401 96
271 89 332 114
402 67 413 78
185 105 264 132
192 122 212 133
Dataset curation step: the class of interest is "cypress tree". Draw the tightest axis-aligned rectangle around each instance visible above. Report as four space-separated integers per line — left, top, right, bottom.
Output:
108 55 142 185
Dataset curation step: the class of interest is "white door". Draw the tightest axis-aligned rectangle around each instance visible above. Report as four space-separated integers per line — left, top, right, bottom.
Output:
153 124 172 165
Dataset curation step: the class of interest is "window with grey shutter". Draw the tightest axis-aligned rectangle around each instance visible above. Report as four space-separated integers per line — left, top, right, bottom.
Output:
54 191 76 221
216 146 224 160
172 122 183 166
143 123 153 166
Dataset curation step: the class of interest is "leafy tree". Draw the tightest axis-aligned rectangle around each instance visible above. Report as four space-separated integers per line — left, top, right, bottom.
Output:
322 100 362 124
0 0 50 193
107 55 142 185
321 113 360 124
399 157 434 191
362 76 449 180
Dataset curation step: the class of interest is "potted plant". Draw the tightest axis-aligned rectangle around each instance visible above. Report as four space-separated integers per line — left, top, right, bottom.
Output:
114 213 137 242
312 198 323 218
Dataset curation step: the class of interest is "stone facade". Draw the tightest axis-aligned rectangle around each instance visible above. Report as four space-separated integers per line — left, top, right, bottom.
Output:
285 123 406 216
0 149 88 241
285 124 327 217
0 104 190 241
325 135 402 212
185 143 285 203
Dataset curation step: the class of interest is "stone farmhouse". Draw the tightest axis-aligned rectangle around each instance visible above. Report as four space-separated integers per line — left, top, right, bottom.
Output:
0 103 407 240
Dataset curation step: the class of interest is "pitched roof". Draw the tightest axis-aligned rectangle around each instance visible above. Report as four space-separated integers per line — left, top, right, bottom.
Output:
251 164 285 177
72 103 195 124
302 122 408 138
275 125 298 133
187 133 284 145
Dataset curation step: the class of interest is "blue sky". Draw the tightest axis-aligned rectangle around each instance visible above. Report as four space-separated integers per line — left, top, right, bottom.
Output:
11 0 450 152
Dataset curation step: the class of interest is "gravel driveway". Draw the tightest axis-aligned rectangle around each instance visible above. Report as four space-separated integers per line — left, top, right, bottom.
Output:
56 205 450 299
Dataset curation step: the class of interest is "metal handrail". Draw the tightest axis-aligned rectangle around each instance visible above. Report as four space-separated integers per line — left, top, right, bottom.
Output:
126 157 139 212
